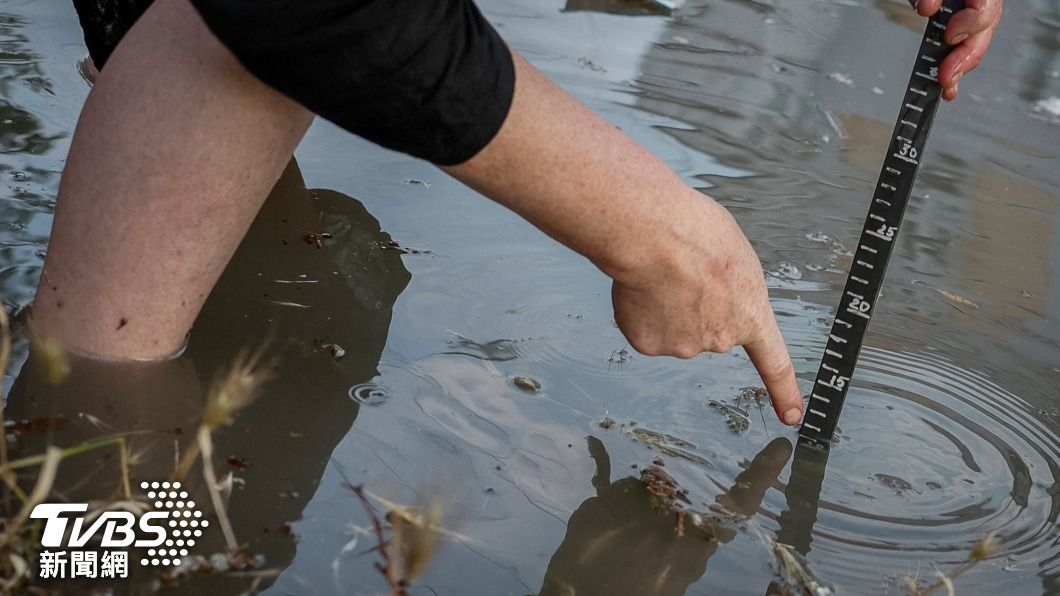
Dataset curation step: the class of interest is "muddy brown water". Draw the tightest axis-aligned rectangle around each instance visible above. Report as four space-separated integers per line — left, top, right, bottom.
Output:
1 0 1058 594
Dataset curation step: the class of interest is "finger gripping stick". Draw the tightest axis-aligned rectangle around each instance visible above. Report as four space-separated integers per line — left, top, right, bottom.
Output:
798 0 966 446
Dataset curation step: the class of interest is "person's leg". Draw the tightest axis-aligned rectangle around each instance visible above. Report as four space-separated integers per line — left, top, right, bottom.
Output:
31 0 313 360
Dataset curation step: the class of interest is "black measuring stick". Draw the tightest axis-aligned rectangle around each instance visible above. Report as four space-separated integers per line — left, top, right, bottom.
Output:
799 0 966 444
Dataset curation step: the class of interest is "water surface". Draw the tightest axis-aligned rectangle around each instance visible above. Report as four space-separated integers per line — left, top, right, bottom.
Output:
1 0 1058 594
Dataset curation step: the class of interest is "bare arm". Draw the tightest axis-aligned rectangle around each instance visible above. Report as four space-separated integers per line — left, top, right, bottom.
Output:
446 52 805 425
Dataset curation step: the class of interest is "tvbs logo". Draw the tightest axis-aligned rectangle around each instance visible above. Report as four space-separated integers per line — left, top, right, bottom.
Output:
30 481 209 577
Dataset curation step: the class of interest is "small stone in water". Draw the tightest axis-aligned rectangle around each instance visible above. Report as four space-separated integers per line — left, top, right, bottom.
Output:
513 376 540 392
599 416 615 429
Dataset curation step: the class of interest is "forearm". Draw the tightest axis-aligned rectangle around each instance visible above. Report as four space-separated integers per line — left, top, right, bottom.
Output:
444 51 733 286
447 50 803 422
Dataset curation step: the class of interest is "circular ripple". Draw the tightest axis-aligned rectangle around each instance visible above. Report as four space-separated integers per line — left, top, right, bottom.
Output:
348 382 391 406
789 347 1060 590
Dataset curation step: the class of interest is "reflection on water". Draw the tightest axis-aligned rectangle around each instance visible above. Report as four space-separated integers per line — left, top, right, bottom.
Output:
1 0 1059 593
6 159 410 592
540 437 792 596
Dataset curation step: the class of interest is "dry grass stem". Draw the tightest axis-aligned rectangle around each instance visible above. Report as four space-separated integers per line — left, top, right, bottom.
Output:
198 426 238 551
907 531 1001 595
346 484 446 595
0 446 61 548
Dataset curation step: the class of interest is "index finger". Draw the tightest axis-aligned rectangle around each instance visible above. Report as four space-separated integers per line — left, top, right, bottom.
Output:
743 318 804 426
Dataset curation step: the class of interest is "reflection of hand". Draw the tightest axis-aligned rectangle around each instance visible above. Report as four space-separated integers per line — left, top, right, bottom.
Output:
909 0 1003 101
539 437 793 596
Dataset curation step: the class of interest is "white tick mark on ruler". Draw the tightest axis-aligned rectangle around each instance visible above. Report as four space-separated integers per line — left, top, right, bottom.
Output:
851 276 869 285
875 198 893 206
860 244 878 254
825 349 843 359
811 394 831 404
905 103 924 113
870 214 886 222
857 260 874 269
901 120 919 129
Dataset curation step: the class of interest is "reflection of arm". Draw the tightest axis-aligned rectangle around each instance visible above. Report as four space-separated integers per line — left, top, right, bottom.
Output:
540 438 793 595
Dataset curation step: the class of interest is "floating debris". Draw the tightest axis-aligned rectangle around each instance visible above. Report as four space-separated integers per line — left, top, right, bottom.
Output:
873 473 919 497
934 288 979 309
640 465 690 506
772 542 836 596
322 343 346 360
375 239 431 255
628 427 711 465
827 72 854 87
577 57 607 73
608 347 633 368
303 232 332 248
403 178 431 188
709 400 751 433
512 376 541 392
599 416 615 430
736 386 768 406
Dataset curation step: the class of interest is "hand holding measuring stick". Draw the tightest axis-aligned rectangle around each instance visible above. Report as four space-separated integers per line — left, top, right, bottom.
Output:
910 0 1003 100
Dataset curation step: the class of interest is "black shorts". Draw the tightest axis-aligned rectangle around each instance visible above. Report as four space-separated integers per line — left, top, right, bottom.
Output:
73 0 515 165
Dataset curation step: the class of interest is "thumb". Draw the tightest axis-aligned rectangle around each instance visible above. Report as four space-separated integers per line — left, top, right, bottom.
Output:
743 318 803 426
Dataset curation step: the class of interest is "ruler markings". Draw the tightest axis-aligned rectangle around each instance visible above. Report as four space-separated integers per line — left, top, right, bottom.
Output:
800 0 961 445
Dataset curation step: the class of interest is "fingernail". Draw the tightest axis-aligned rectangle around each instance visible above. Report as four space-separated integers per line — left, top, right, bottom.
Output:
783 407 802 425
951 32 969 45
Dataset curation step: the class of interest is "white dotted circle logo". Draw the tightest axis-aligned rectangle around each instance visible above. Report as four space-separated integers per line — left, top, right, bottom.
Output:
138 481 209 567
